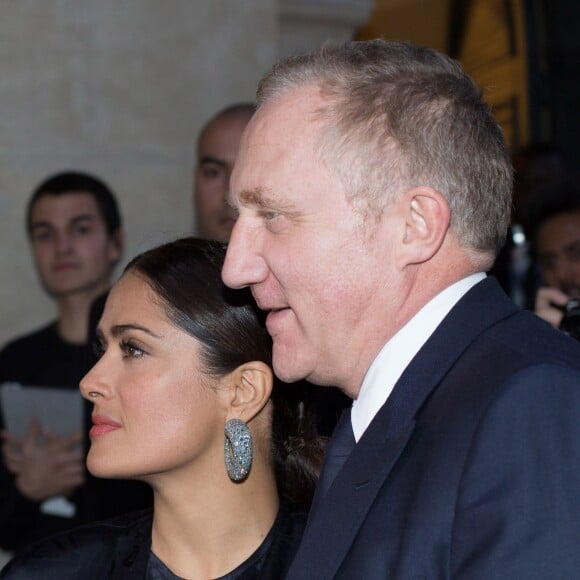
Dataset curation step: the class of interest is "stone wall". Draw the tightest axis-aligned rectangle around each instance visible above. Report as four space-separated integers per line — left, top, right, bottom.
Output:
0 0 372 347
0 0 277 345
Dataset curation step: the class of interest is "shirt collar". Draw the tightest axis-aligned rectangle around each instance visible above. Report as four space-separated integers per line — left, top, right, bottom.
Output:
350 272 486 441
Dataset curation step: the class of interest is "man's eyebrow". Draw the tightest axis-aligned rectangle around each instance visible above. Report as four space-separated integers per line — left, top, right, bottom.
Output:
199 155 227 167
230 187 299 216
70 214 98 224
29 221 52 231
238 187 277 209
110 324 163 339
226 186 264 210
30 214 97 230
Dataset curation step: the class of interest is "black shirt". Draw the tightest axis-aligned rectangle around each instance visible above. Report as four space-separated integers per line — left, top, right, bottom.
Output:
1 507 307 579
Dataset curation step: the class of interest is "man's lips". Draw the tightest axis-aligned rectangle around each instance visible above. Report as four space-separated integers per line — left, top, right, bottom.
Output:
265 307 291 333
53 261 80 272
90 415 122 437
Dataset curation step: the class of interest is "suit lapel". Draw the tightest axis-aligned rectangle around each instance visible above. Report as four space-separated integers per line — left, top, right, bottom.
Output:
286 417 415 580
285 278 517 580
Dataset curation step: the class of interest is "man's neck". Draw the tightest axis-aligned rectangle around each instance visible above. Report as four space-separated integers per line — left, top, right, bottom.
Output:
56 284 108 344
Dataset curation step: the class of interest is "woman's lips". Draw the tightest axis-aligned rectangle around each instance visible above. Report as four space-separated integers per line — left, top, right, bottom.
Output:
90 415 121 437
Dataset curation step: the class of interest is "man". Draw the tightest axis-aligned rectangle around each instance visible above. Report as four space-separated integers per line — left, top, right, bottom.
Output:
193 103 255 242
223 41 580 578
530 176 580 330
0 171 130 551
194 103 349 435
490 143 568 309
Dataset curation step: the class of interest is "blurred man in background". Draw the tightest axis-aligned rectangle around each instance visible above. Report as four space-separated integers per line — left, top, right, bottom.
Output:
193 103 254 242
0 171 123 551
529 175 580 334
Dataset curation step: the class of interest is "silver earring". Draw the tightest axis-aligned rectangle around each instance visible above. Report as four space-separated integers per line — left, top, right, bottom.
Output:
224 418 253 482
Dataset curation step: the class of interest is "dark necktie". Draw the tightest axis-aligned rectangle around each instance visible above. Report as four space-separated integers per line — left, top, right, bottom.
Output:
310 408 356 517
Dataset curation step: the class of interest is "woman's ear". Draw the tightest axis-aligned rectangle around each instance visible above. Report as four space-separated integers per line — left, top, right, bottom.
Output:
224 361 273 423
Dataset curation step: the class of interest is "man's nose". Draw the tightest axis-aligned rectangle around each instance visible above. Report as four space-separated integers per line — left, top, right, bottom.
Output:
54 232 73 253
222 220 268 289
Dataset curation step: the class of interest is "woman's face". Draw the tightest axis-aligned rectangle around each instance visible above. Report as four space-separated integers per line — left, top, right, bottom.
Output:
80 271 228 482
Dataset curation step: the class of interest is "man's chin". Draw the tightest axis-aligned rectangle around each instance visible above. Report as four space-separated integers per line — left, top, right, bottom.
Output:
273 351 309 384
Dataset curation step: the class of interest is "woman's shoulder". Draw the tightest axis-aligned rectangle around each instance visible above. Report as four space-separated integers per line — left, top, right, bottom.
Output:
0 509 153 580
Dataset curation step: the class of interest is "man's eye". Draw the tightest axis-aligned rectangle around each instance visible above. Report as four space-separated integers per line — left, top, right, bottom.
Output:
120 340 146 359
32 231 52 243
201 165 224 180
72 224 93 236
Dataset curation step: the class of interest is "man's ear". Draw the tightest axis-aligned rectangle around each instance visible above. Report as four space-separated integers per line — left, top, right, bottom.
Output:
224 361 273 423
396 186 450 268
108 229 125 265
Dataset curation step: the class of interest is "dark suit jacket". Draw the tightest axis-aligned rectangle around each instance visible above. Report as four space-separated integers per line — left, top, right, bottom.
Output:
285 278 580 579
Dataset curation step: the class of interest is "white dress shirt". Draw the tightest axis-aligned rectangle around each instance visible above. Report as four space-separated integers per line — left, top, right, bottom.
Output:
351 272 486 441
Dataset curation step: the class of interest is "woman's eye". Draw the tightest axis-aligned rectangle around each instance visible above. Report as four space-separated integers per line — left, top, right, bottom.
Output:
120 340 146 359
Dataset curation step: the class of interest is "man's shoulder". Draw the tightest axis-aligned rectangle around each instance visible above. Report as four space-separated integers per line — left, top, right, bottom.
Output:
0 509 153 579
453 277 580 370
490 307 580 370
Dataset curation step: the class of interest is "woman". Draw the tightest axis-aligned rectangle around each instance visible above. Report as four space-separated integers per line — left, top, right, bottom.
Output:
1 237 324 579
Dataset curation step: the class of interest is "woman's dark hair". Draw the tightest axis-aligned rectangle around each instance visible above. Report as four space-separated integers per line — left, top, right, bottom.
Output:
124 236 325 509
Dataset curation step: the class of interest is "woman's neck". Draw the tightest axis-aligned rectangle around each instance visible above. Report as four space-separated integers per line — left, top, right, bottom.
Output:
150 460 279 579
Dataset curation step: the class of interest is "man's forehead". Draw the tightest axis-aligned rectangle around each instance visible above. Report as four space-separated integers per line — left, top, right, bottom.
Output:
198 112 252 152
30 192 101 222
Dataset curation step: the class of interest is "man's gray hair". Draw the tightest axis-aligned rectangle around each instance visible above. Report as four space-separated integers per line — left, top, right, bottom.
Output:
256 40 513 256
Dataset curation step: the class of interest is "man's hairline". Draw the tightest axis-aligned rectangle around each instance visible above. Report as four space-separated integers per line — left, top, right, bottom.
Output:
27 190 120 239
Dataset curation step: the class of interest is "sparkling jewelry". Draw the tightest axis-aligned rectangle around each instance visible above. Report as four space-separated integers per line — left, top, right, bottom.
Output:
224 418 253 481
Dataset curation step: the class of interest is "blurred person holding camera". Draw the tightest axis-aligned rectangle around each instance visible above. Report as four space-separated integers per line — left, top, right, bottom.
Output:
529 174 580 339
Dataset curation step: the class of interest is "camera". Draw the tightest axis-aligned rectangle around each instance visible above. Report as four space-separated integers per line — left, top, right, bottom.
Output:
559 299 580 341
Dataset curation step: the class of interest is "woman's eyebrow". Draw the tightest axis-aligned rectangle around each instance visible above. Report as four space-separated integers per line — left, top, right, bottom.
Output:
110 323 163 339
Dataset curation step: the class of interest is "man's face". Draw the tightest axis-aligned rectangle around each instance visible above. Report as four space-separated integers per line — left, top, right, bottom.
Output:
194 113 251 242
222 86 396 395
29 192 121 299
536 209 580 297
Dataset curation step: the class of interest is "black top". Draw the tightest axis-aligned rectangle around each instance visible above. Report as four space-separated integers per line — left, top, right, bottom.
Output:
0 322 91 390
0 321 151 552
1 507 307 579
